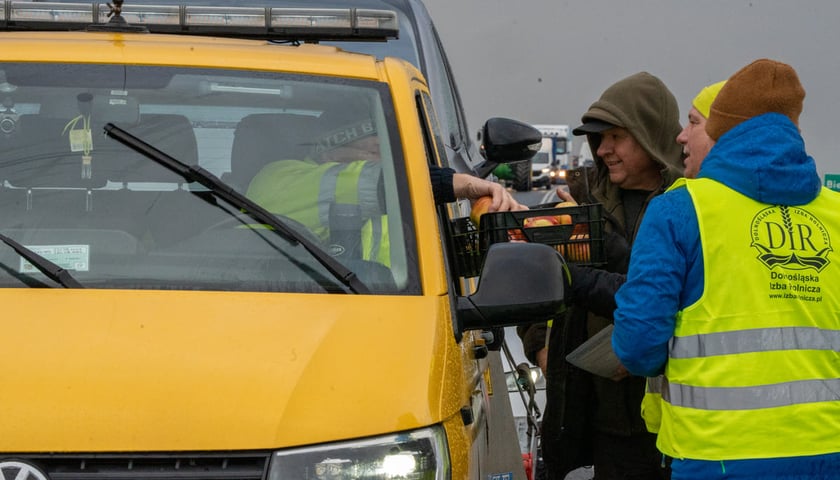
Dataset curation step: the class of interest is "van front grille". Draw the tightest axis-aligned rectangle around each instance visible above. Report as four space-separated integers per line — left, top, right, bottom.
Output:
1 453 271 480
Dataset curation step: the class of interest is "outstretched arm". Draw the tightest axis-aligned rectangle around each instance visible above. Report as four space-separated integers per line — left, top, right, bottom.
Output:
453 172 527 212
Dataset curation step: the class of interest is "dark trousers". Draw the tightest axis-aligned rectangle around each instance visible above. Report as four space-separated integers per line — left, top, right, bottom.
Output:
591 431 670 480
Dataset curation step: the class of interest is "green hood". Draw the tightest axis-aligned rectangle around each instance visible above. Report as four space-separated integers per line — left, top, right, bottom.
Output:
579 71 684 198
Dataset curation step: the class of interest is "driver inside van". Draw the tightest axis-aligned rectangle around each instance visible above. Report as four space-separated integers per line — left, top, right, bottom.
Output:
245 110 526 267
245 112 387 264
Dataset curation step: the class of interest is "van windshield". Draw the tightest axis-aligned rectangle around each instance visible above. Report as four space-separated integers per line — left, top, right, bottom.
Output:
0 63 420 294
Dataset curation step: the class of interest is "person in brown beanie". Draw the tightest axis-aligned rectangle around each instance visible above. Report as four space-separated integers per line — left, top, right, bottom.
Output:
705 58 805 141
611 58 840 479
518 72 683 480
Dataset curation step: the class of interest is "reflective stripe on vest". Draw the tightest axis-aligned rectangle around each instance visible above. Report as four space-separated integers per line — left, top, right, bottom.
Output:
663 377 840 410
670 326 840 358
318 160 382 234
657 178 840 461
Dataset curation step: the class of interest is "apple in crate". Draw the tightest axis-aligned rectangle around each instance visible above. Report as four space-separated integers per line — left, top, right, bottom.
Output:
554 200 577 225
469 195 493 227
523 215 560 228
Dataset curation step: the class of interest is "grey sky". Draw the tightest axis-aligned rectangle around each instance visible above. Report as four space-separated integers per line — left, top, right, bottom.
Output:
423 0 840 179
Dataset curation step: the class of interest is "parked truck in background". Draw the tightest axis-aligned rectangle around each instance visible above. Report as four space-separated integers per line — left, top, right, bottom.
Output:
578 140 595 167
530 124 572 188
495 124 572 191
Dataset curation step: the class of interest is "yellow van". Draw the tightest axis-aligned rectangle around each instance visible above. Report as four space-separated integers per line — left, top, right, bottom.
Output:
0 4 567 480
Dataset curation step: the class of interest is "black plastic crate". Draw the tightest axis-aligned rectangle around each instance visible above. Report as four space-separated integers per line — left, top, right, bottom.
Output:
449 216 482 278
478 203 606 266
449 203 606 278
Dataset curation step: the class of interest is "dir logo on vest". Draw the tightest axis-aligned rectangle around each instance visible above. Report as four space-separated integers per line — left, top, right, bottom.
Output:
751 205 832 272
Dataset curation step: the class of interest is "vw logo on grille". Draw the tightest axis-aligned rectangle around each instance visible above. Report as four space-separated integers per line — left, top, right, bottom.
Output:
0 461 50 480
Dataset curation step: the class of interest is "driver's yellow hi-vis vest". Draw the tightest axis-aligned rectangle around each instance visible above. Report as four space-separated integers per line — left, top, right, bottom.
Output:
361 215 390 266
245 159 389 265
658 178 840 461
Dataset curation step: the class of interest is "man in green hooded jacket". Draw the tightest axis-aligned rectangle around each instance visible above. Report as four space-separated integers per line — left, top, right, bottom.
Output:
519 72 684 480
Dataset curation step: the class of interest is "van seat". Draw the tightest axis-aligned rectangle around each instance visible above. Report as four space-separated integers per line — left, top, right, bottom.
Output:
98 114 198 185
227 113 321 192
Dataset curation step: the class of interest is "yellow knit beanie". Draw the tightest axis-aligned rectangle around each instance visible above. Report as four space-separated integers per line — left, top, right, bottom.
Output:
692 80 726 119
706 58 805 141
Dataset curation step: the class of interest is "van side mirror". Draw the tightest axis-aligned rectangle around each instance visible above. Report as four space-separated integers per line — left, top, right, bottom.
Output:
474 117 542 178
457 242 568 330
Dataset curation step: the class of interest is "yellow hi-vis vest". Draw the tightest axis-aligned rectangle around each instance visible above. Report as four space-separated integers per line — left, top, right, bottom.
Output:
245 159 388 264
658 178 840 461
361 215 390 266
640 375 664 433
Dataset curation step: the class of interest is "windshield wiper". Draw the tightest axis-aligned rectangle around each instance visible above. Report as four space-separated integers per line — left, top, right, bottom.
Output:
0 232 83 288
103 123 369 294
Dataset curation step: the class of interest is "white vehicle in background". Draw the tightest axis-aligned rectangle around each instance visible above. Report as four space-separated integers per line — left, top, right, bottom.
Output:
531 124 572 188
578 140 595 167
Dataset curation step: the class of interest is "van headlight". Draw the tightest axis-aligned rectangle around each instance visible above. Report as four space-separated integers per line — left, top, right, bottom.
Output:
268 426 449 480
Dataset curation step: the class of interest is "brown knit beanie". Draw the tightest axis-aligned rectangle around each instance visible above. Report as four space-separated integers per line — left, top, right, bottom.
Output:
705 58 805 141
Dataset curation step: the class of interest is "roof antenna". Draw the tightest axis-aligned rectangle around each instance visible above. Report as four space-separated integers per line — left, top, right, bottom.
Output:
107 1 124 21
86 0 148 33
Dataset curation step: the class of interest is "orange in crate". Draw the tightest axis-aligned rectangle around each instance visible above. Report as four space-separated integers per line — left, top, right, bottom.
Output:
559 223 591 262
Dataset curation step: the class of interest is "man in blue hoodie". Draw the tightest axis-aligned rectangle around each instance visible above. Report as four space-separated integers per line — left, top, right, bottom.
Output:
612 59 840 479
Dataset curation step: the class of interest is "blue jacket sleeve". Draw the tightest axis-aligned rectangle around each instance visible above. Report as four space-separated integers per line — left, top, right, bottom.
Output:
612 188 702 376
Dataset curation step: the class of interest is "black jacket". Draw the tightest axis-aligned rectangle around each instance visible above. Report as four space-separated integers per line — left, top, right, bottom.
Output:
429 165 455 204
518 72 684 478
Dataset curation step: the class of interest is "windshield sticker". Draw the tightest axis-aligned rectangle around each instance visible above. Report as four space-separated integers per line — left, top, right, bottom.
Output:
20 245 90 273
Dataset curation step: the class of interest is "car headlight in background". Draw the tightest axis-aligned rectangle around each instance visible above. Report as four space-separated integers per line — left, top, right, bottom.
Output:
505 365 545 393
268 426 449 480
